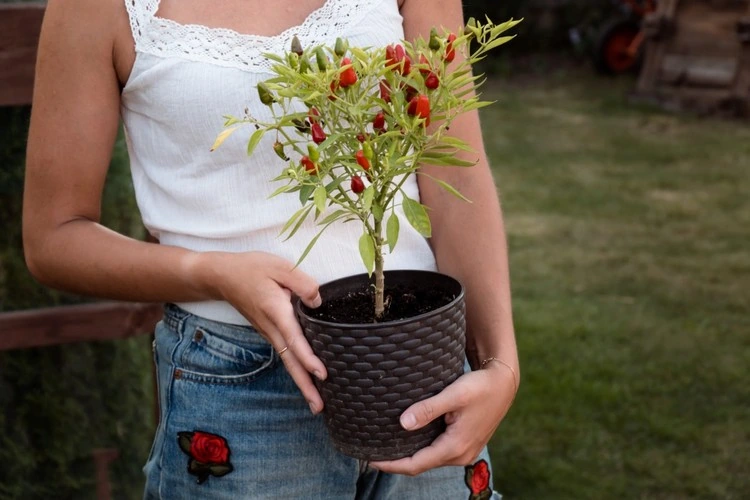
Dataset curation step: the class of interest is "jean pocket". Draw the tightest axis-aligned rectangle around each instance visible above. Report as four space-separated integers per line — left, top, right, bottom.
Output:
175 323 277 384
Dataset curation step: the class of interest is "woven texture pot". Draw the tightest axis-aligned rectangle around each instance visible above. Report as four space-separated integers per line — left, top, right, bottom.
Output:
295 270 466 461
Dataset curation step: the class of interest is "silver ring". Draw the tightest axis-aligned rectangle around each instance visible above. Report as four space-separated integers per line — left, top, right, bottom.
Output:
277 346 289 356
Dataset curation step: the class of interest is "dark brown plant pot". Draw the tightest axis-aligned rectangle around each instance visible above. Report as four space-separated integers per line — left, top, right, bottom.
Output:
294 269 466 461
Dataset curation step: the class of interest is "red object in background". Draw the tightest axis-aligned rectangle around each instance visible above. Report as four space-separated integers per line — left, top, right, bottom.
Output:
594 0 657 75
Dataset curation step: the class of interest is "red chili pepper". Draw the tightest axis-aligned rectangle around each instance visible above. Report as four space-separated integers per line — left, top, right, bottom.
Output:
301 155 317 174
395 44 405 63
385 44 397 67
355 150 371 171
445 33 457 63
419 54 431 75
339 57 358 87
401 55 412 75
308 107 320 123
387 44 411 75
425 71 440 90
373 111 385 132
407 94 431 126
379 80 391 103
351 175 365 194
311 122 327 144
357 133 366 143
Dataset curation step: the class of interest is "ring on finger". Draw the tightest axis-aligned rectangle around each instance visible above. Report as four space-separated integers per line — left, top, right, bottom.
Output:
277 346 289 356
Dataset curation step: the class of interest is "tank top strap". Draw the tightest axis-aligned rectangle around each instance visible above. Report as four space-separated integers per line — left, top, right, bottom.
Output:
124 0 161 47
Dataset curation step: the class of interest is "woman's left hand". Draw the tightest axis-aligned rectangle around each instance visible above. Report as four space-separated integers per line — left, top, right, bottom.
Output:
369 361 516 475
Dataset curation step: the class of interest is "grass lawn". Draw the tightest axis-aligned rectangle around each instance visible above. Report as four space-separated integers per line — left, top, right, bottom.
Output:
482 69 750 499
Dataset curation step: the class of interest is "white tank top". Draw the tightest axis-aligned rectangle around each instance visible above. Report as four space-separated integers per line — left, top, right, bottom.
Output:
120 0 438 325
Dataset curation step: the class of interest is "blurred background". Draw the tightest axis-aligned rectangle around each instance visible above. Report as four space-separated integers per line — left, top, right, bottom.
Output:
1 0 749 498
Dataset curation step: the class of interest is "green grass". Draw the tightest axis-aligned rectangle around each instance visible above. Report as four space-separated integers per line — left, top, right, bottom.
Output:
482 70 750 499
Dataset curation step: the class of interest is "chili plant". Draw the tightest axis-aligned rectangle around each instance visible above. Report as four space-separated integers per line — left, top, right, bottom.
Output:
213 17 520 320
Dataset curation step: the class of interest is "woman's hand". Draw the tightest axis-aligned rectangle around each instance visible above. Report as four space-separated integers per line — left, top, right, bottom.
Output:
369 362 517 475
196 251 327 413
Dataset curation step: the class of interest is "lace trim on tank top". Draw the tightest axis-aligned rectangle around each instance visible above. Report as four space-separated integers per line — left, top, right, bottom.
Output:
124 0 386 72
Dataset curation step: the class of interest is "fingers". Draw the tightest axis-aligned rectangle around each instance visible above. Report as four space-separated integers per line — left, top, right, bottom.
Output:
398 377 470 431
268 299 327 381
271 261 322 309
277 348 325 414
369 424 485 475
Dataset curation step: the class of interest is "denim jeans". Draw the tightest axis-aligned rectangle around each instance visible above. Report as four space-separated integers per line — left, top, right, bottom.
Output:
143 304 501 499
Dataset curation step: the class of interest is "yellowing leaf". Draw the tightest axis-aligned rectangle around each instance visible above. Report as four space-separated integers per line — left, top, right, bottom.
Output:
210 126 240 151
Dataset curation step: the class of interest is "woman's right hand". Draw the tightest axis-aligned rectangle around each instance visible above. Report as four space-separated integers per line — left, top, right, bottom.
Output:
194 251 327 414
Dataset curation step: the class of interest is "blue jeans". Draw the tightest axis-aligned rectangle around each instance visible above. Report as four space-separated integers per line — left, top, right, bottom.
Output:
143 304 501 499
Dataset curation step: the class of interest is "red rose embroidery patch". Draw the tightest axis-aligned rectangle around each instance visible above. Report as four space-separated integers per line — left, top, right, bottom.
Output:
177 431 234 484
464 459 492 500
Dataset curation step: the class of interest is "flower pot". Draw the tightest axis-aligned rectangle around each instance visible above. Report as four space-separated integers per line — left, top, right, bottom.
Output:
294 269 466 461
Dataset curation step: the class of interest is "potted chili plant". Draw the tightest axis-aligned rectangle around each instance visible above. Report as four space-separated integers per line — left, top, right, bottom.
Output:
213 17 519 460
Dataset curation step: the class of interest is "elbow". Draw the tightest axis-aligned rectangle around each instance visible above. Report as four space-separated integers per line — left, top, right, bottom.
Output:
22 225 57 288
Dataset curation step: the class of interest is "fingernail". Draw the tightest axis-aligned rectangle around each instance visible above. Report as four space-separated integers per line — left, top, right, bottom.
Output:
401 413 417 430
313 369 325 381
312 294 322 308
308 401 318 414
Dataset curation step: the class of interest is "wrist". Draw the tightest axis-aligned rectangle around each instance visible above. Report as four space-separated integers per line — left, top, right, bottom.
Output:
480 356 519 395
181 250 225 301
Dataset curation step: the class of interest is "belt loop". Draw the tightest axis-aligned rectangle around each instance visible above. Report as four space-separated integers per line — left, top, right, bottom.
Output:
163 303 190 334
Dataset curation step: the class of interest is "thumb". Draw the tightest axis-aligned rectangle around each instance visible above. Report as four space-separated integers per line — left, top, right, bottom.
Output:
400 380 464 431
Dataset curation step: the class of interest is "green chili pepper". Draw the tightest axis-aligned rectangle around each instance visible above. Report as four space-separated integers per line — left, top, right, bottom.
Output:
257 83 275 106
307 144 320 162
273 141 289 161
335 37 347 57
429 28 441 51
315 48 328 71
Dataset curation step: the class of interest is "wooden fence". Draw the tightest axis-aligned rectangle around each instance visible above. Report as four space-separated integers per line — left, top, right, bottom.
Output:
0 4 161 498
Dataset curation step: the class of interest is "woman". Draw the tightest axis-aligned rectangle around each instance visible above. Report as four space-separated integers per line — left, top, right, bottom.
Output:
23 0 519 497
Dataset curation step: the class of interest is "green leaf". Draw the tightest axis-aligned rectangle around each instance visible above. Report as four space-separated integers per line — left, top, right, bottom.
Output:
439 136 474 152
358 232 375 275
299 184 315 204
314 186 327 213
420 153 478 167
418 173 472 202
209 463 234 477
246 128 265 156
223 115 241 127
281 204 314 240
177 432 193 454
294 221 336 267
318 209 349 225
280 205 311 237
386 213 400 253
268 182 296 199
362 185 374 213
402 195 431 238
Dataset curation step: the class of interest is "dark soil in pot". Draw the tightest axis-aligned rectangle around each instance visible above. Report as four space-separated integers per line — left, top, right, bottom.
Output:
311 282 457 324
295 270 466 461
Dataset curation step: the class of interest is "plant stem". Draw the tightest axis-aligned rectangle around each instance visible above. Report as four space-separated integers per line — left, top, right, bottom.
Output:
373 217 385 320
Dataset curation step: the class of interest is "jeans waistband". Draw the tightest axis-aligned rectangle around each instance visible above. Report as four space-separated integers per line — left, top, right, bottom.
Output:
163 303 191 332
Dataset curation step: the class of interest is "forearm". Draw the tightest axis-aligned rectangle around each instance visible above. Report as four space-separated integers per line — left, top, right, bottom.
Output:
24 218 216 303
427 165 517 370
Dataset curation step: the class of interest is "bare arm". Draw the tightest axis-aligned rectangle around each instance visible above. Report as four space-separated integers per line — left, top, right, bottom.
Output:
23 0 326 411
371 0 519 474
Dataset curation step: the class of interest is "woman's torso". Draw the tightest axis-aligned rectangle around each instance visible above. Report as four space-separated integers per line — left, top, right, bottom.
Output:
117 0 437 325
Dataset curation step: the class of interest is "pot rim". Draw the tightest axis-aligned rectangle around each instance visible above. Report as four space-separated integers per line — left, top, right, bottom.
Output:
294 269 465 329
